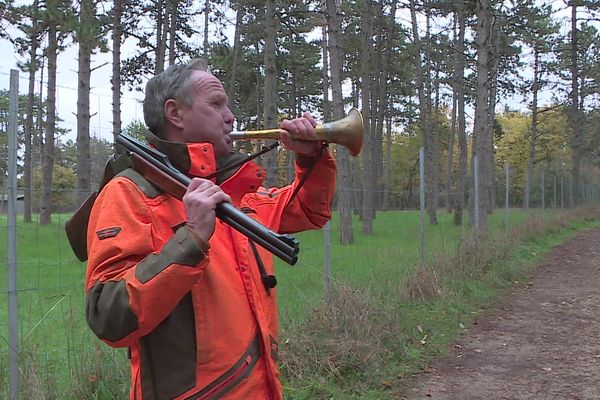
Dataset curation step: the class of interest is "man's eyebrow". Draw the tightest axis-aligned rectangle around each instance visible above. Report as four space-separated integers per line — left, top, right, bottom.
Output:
209 91 228 102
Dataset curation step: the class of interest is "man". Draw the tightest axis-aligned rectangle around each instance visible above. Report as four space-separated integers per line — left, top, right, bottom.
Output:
84 58 336 400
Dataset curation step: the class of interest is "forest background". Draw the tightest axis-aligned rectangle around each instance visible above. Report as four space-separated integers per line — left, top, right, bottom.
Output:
0 0 599 233
1 0 600 398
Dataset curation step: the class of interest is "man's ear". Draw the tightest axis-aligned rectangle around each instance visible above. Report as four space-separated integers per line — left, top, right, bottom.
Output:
164 99 185 129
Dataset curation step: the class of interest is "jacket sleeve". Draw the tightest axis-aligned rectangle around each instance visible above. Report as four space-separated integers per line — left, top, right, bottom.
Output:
270 149 337 234
84 177 209 348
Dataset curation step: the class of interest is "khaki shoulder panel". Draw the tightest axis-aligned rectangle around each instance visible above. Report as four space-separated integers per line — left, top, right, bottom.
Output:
116 168 162 199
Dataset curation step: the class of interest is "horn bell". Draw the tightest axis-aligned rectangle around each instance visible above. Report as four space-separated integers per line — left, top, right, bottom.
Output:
316 108 364 156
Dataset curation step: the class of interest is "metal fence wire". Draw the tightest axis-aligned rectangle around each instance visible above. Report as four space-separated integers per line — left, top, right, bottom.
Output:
2 70 600 399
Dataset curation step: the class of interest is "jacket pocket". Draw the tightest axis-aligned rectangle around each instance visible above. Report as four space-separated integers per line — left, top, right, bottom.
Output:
185 335 261 400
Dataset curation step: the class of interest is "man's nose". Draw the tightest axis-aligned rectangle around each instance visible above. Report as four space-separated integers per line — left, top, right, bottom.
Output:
224 107 235 125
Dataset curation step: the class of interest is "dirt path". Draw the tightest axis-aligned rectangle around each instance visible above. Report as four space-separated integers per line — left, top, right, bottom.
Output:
404 228 600 400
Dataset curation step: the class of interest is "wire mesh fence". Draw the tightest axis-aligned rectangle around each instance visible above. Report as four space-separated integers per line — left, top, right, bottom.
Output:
2 70 600 398
2 175 598 397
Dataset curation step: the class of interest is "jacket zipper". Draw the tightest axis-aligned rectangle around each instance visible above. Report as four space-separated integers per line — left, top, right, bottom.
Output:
187 356 252 400
183 335 261 400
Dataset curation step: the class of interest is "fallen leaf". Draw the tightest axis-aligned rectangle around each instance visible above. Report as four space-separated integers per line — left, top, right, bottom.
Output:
380 379 392 388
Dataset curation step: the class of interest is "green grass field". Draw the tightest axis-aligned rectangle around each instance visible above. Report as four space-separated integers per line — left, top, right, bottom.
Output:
0 208 596 399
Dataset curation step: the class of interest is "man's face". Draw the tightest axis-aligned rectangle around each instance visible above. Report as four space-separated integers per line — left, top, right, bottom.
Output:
172 70 235 158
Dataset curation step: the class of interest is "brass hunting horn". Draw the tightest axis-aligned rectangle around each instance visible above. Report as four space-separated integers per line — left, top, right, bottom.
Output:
229 108 364 156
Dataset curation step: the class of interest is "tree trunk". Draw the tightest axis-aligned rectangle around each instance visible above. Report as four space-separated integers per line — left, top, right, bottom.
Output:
76 0 94 206
378 0 397 212
425 5 439 224
570 3 582 207
472 0 493 235
321 2 330 122
361 0 374 234
524 49 540 214
155 1 167 74
326 0 353 244
371 2 384 211
453 0 467 226
383 115 392 210
112 0 122 143
446 14 458 214
24 0 39 223
168 0 177 65
446 91 457 213
263 0 279 187
41 16 58 225
409 0 436 225
487 22 500 214
203 0 209 56
228 5 243 110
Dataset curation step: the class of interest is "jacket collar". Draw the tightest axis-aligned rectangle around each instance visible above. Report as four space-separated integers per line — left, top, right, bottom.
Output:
144 131 266 205
144 130 217 178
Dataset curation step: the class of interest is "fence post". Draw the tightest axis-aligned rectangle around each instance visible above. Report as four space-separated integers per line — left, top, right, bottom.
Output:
474 155 480 239
553 175 557 209
324 221 332 299
541 171 545 211
8 69 19 400
419 147 425 269
505 163 509 232
561 175 564 209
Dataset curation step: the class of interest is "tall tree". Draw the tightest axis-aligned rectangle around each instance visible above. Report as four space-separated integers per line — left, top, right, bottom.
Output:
112 0 123 141
452 0 469 225
569 2 581 206
410 0 437 224
75 0 105 205
228 3 244 111
40 0 60 224
381 0 399 211
263 0 278 187
360 0 374 234
516 2 556 212
16 0 42 223
120 1 204 90
472 0 493 235
326 0 354 244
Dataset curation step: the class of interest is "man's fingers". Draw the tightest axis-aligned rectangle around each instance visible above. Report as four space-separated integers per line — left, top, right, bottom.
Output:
303 111 318 127
187 177 213 192
281 114 317 138
206 190 231 205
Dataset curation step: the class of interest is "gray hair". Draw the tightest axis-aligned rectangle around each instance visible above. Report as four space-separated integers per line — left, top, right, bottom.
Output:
143 58 209 137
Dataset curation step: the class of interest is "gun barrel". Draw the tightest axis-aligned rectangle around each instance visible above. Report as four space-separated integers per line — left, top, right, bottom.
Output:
116 133 299 265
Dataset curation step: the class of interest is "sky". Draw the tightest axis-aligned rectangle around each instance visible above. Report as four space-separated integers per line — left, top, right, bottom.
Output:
0 38 145 143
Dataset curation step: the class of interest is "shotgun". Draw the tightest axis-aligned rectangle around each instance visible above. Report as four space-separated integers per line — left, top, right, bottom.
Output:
115 133 300 265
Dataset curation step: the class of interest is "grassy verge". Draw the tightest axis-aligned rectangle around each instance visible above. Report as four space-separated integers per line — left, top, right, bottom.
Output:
0 207 598 398
279 206 600 399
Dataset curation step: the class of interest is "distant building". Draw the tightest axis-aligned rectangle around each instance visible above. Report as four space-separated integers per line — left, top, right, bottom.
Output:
0 192 25 215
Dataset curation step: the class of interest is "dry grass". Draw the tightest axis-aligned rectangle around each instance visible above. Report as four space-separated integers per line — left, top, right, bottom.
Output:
402 263 443 301
280 206 600 392
402 206 600 302
19 347 58 400
280 283 402 383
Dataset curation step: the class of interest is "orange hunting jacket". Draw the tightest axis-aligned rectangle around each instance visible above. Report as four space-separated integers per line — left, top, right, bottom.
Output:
85 140 336 400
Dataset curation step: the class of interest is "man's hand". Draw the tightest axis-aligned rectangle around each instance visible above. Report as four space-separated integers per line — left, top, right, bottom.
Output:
183 178 231 243
279 112 323 156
